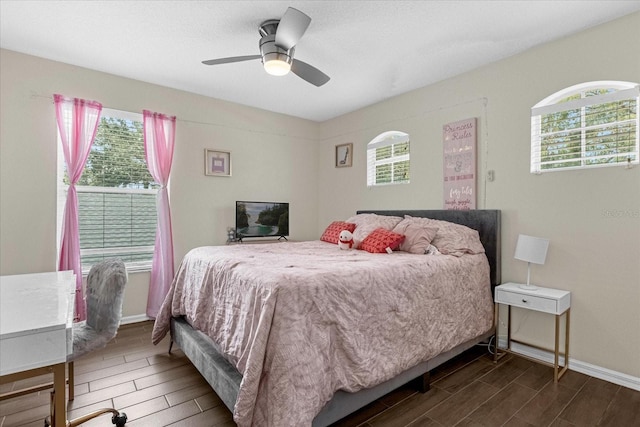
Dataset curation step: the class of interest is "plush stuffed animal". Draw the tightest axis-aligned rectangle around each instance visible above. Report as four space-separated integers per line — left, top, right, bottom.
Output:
338 230 354 250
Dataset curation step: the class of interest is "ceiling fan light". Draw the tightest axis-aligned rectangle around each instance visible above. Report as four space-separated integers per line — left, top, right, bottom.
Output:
264 59 291 76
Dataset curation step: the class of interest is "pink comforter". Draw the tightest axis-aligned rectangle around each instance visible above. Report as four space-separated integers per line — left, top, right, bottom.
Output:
152 241 493 426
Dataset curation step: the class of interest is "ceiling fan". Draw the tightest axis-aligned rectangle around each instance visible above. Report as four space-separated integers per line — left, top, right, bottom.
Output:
202 7 330 87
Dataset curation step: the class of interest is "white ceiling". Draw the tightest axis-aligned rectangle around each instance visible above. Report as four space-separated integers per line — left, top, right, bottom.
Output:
1 1 639 122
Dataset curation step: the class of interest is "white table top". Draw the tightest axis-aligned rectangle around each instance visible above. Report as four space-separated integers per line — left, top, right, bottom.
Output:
496 282 570 299
0 271 75 375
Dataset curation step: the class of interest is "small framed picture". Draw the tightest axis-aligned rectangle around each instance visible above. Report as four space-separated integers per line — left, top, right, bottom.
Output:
205 149 231 177
335 143 353 168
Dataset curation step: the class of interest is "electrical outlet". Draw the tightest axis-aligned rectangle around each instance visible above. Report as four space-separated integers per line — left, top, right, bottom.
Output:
487 170 495 181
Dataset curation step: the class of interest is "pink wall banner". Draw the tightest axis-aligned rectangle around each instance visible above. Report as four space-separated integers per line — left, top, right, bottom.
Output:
443 118 477 210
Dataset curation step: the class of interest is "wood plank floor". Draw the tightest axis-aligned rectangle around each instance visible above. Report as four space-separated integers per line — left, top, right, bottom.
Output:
1 321 639 427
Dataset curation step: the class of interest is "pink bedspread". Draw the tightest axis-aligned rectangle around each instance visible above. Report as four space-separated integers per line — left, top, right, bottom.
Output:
152 241 493 426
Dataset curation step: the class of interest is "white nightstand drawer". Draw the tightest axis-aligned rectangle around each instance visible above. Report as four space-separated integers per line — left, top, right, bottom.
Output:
496 289 557 313
494 283 570 315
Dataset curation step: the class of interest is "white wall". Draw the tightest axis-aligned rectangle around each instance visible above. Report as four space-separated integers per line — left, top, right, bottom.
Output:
0 49 320 317
317 13 640 379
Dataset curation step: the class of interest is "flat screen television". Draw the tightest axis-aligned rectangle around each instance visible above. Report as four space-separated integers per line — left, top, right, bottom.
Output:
235 201 289 241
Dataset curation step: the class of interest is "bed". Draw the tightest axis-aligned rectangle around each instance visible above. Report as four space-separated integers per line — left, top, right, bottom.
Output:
152 209 501 426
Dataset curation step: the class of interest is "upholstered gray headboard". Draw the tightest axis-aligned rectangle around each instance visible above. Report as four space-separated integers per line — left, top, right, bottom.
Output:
357 209 502 287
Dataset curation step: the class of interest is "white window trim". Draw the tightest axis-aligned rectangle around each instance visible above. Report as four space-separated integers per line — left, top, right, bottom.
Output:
57 109 158 274
530 81 639 174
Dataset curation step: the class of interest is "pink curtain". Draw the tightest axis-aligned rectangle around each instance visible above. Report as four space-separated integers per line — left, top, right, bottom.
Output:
54 94 102 321
143 110 176 318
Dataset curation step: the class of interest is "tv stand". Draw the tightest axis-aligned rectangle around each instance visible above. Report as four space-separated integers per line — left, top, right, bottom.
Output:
227 237 291 245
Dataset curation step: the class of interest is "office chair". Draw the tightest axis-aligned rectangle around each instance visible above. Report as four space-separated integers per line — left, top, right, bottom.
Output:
45 258 129 427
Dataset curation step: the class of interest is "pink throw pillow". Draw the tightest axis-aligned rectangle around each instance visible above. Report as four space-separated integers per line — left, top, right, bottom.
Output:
392 219 439 254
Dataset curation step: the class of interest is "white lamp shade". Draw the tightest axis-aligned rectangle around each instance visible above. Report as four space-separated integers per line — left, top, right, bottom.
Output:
514 234 549 265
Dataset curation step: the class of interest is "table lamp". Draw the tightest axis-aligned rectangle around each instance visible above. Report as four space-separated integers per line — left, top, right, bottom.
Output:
514 234 549 291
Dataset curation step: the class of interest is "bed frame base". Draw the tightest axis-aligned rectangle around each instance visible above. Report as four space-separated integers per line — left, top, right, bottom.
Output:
311 329 493 426
170 318 242 413
170 317 492 427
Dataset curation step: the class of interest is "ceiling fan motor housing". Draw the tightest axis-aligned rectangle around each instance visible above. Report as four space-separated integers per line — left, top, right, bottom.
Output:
260 35 294 66
258 20 294 66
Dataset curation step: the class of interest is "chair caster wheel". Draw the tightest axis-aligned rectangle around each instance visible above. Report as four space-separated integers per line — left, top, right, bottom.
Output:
112 412 127 427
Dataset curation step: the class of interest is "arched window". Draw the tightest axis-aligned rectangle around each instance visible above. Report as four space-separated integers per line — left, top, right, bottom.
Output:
367 131 410 186
530 81 639 173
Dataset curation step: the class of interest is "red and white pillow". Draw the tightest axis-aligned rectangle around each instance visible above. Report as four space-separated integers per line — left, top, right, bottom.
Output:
320 221 357 244
360 228 405 253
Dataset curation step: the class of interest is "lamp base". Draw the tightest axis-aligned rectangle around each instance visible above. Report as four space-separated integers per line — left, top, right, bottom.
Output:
518 284 539 291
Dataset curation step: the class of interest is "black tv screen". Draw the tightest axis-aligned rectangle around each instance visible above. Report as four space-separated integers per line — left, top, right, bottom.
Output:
235 201 289 239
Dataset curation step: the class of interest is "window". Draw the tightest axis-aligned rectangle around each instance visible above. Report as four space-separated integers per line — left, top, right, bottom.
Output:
531 81 639 173
367 131 410 186
58 108 158 272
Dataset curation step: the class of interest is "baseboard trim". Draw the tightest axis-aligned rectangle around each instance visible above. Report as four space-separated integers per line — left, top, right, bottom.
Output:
510 342 640 391
121 314 152 325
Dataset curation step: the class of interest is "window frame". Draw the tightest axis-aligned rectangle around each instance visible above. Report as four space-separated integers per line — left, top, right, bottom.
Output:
530 81 639 173
366 131 411 186
57 108 158 274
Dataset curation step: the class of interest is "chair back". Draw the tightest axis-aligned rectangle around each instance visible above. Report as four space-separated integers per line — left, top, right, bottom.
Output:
85 258 128 336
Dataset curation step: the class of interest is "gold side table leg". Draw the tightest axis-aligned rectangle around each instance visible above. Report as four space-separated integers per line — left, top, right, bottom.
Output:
68 362 74 401
554 309 571 382
493 303 500 361
554 314 560 382
565 309 570 370
52 362 66 427
557 308 571 381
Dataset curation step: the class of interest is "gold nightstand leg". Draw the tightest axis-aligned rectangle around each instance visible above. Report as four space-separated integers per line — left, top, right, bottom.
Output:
565 309 570 369
554 314 560 382
553 309 571 382
560 308 570 380
493 302 499 362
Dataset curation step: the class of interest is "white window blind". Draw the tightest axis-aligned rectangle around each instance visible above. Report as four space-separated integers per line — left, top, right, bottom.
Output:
367 131 410 186
58 108 158 272
531 82 639 173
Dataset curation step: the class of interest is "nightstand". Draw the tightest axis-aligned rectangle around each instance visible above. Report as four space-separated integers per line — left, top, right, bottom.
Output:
494 282 571 382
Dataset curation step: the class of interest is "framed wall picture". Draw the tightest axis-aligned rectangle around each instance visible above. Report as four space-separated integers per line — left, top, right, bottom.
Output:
205 149 231 177
335 143 353 168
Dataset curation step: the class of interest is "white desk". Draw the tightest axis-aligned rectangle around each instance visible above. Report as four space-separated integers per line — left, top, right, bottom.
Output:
0 271 75 426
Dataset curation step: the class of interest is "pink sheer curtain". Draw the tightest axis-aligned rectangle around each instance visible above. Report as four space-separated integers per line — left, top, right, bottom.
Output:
143 110 176 318
54 94 102 321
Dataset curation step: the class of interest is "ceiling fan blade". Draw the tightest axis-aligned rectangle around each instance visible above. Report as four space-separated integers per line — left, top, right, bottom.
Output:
275 7 311 50
202 55 261 66
291 59 330 87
